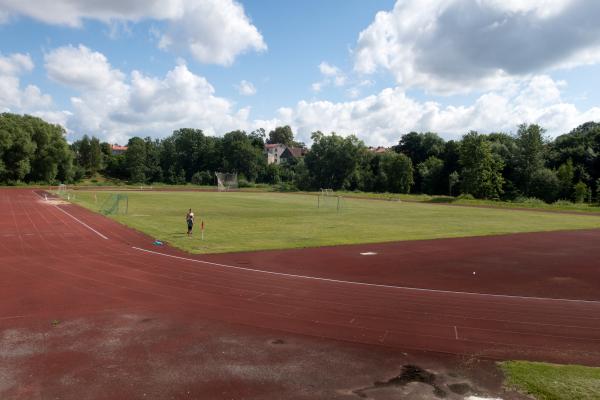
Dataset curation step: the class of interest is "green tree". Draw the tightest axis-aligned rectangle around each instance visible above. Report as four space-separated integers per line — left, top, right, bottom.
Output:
550 122 600 187
0 113 74 184
556 159 575 199
304 131 364 190
448 171 460 196
144 137 163 183
77 135 91 170
574 181 588 203
380 152 414 193
222 130 265 181
529 168 560 203
394 131 445 165
89 137 103 175
394 131 445 191
515 124 547 196
168 128 221 182
267 125 294 146
125 137 147 183
249 128 266 149
488 132 519 199
417 156 445 194
459 131 504 199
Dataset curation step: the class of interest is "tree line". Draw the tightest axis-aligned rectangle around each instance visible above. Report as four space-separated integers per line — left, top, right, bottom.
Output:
1 112 599 204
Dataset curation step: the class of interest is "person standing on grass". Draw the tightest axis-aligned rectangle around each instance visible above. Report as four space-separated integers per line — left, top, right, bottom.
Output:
186 208 195 236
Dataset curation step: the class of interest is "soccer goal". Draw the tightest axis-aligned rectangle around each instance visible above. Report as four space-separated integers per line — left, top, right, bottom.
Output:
215 172 238 191
100 194 129 215
317 188 344 212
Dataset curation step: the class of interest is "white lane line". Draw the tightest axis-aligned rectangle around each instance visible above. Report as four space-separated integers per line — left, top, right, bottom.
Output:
131 247 600 305
454 325 459 340
33 190 108 240
54 206 109 240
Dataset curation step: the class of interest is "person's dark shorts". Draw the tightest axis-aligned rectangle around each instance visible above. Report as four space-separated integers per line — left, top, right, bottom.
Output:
187 221 193 230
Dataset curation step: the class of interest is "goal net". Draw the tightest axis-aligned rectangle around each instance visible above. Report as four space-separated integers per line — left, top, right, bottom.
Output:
215 172 238 191
317 188 344 212
100 194 129 215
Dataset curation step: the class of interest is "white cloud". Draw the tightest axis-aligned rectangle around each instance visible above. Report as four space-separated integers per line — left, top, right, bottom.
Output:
347 87 360 99
354 0 600 94
272 75 600 146
319 62 340 77
312 61 347 92
0 0 266 66
0 52 33 75
0 52 52 112
236 80 256 96
42 46 251 143
44 45 125 90
0 0 183 26
158 0 266 66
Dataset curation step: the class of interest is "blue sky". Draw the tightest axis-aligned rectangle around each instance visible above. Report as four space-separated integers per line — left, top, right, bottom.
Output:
1 0 599 146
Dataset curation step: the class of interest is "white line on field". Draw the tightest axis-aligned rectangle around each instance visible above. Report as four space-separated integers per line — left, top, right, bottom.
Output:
131 247 600 305
32 190 108 240
54 206 109 240
454 325 459 340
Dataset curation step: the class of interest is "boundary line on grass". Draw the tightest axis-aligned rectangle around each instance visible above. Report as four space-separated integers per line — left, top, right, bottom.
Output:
131 246 600 305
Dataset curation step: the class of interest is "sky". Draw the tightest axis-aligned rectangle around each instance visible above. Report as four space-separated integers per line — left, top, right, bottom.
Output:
1 0 600 146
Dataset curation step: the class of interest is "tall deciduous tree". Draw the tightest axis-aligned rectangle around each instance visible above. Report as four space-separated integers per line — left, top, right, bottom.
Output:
267 126 294 146
89 137 103 175
222 130 265 181
417 156 445 195
556 158 575 199
381 152 414 193
0 113 73 184
125 137 147 183
459 131 504 199
515 124 546 196
304 131 364 190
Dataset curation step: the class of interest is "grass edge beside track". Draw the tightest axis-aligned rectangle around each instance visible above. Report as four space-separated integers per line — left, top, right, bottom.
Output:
58 190 600 254
500 361 600 400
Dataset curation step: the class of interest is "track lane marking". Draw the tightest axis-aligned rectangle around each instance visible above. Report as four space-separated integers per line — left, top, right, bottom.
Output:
32 190 108 240
132 247 600 305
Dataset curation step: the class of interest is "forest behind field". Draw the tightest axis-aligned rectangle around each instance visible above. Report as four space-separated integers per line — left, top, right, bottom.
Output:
1 112 599 204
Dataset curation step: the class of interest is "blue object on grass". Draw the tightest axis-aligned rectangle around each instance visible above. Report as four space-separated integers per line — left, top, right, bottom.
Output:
153 240 163 246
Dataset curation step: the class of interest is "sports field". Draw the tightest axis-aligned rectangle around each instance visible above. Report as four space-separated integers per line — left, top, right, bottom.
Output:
68 190 600 253
3 188 600 399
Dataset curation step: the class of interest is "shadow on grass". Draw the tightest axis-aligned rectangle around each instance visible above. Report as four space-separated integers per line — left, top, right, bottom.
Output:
425 196 455 204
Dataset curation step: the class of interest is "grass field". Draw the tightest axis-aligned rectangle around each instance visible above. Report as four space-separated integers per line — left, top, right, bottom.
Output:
67 190 600 254
501 361 600 400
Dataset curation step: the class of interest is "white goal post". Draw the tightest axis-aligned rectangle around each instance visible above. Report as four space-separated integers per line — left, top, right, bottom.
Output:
215 172 238 191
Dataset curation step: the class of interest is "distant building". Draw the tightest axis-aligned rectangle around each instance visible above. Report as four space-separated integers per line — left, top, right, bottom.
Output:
111 144 128 155
368 146 389 154
265 143 308 165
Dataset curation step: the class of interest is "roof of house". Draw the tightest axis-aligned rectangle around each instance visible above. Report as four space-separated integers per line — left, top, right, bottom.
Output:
288 147 307 157
369 146 388 153
265 143 307 158
111 144 128 151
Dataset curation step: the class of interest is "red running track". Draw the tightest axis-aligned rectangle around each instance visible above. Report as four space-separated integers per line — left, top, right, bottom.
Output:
1 188 600 366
